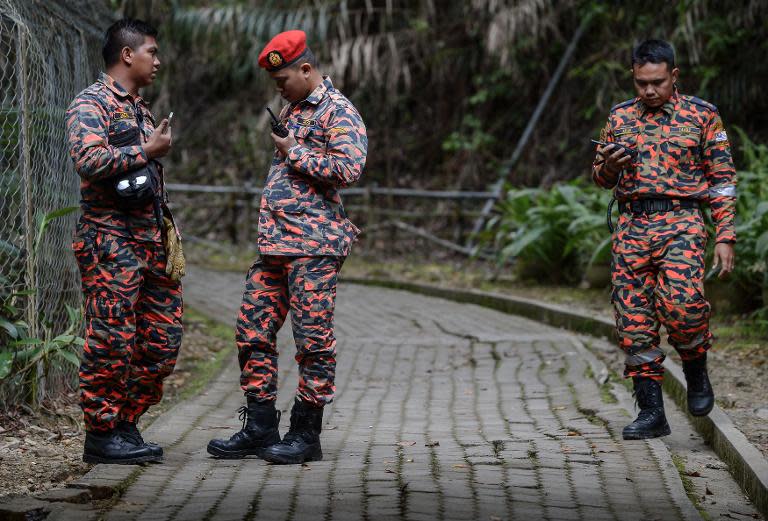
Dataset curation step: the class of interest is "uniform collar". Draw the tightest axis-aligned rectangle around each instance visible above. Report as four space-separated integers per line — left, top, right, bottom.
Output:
98 72 146 105
638 91 678 117
304 76 334 105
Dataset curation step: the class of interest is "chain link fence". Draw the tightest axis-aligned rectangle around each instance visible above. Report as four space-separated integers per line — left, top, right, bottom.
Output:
0 0 113 401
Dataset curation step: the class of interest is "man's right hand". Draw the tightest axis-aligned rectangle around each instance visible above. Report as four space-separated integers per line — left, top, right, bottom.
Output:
599 143 632 176
143 119 172 159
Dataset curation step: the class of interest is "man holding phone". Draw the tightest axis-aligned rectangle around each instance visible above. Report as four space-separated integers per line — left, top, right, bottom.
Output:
592 39 736 440
66 18 183 464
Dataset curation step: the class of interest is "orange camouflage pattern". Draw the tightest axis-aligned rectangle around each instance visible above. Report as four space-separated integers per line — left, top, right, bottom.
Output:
73 220 182 432
592 92 736 244
611 209 711 380
67 73 182 432
258 77 367 257
593 92 734 380
236 255 341 406
66 72 165 242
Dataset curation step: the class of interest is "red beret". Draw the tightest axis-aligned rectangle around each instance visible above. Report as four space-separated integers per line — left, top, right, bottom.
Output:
258 30 308 71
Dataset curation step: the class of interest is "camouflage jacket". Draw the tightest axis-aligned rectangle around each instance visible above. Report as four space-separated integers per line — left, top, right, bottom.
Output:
66 72 166 242
258 77 367 256
592 93 736 243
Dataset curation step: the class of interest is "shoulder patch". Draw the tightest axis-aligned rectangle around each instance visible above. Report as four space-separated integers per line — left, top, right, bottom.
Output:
610 98 637 112
686 95 717 112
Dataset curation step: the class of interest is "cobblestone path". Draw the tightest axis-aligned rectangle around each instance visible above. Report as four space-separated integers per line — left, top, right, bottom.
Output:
55 266 741 520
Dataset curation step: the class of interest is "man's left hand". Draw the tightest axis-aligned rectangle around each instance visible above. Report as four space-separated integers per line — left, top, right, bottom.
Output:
712 242 735 279
271 130 297 157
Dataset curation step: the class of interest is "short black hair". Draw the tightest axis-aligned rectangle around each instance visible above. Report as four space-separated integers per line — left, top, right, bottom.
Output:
632 39 675 70
290 47 319 69
102 18 158 67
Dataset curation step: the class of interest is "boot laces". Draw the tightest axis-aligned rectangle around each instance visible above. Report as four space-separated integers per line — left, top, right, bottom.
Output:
237 405 248 431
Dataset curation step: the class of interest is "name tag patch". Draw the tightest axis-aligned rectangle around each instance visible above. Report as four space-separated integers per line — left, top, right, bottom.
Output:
111 111 132 121
614 126 638 136
670 126 701 135
296 118 317 127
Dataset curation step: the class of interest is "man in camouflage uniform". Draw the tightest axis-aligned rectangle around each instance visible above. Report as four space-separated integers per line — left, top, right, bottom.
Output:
67 19 182 463
207 30 367 464
593 39 736 440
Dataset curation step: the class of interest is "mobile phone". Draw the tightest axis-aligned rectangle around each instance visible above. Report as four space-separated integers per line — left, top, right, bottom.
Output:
591 139 637 158
162 112 173 134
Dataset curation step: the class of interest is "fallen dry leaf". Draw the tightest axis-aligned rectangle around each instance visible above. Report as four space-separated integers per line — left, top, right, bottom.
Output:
397 441 416 447
425 441 440 447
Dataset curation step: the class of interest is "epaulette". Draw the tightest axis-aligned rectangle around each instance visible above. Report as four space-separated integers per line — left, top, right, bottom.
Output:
685 95 717 112
610 98 637 112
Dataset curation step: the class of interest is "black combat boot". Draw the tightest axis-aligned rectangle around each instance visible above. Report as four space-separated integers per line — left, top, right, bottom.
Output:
83 428 161 464
262 399 323 464
622 377 671 440
117 420 163 459
206 397 281 458
682 353 715 416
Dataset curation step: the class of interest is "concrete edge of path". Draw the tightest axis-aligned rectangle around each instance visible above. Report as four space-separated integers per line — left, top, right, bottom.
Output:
343 276 768 518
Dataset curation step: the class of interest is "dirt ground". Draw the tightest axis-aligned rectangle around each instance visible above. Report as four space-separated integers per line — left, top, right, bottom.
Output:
0 310 231 500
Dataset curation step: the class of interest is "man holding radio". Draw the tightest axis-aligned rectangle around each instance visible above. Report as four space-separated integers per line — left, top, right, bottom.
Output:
592 39 736 440
66 18 183 464
207 30 367 464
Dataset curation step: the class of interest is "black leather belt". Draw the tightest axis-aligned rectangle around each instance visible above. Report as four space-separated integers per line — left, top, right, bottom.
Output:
620 198 699 215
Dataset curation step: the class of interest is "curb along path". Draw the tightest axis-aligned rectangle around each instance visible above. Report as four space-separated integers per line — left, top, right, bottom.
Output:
7 268 762 520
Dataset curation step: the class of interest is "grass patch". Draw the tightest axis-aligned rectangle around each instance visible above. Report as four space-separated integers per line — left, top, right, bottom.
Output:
186 241 255 272
671 453 711 521
175 308 233 402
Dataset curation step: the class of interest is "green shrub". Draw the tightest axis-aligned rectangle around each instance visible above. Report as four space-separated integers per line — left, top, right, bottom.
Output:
481 181 612 284
0 206 81 408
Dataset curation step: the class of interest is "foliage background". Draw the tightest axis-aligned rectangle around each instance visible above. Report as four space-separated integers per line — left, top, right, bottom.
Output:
116 0 768 194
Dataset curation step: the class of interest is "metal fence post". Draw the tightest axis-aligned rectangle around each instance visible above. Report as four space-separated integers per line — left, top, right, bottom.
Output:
17 25 35 339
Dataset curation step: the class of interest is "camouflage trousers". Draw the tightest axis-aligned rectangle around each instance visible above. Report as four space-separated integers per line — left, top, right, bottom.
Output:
73 220 183 432
611 208 712 380
236 255 342 407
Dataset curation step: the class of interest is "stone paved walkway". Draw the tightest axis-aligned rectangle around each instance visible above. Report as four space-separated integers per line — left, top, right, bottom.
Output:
43 267 762 520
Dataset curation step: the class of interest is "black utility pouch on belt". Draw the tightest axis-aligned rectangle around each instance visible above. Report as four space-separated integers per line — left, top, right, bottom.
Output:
107 127 161 209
